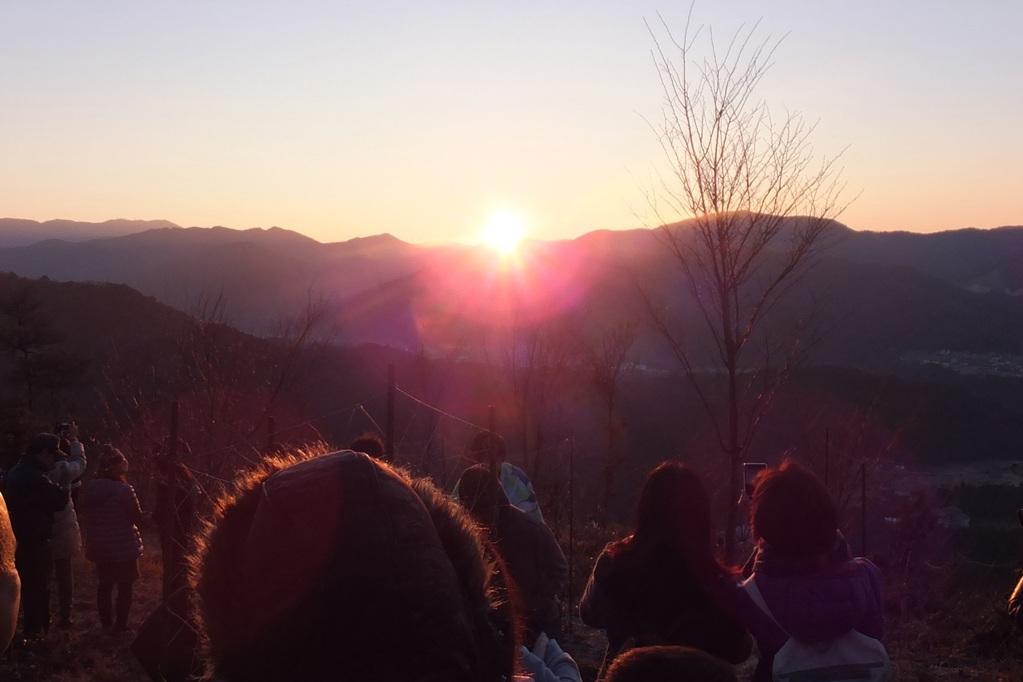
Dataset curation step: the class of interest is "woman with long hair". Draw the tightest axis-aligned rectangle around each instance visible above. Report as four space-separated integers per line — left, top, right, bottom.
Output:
737 459 887 681
79 447 143 631
580 461 750 676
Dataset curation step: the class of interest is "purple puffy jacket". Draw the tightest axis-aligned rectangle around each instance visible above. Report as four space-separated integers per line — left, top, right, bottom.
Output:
735 537 884 682
80 477 144 564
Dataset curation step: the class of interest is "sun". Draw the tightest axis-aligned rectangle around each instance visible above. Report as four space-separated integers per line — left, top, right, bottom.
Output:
481 211 527 255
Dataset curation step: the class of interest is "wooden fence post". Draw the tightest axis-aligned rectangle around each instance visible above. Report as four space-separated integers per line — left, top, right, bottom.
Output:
861 461 868 556
824 428 830 490
488 404 497 474
169 400 179 462
159 400 181 600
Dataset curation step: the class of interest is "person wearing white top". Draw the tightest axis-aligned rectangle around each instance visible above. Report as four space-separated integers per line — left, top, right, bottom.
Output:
47 425 87 628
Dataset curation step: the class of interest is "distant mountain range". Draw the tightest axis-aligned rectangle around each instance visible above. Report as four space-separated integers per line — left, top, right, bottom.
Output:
0 221 428 332
827 226 1023 295
0 217 1020 373
0 218 179 247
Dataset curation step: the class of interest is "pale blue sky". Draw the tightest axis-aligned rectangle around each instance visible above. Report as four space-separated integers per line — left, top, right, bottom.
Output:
1 1 1020 242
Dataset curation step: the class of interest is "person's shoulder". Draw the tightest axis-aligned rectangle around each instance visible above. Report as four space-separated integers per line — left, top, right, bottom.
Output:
6 462 42 487
848 556 883 587
3 463 25 482
502 462 533 483
7 460 33 476
849 556 879 571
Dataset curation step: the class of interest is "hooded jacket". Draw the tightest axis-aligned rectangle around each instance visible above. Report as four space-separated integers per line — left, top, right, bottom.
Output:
457 465 567 640
494 500 567 639
454 461 544 523
79 477 144 564
738 537 884 682
195 450 518 682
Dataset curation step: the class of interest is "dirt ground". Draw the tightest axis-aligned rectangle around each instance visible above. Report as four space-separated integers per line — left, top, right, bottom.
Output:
0 552 160 681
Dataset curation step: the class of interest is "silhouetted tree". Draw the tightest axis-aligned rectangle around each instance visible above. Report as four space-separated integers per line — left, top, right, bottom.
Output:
643 11 848 558
482 316 573 486
577 317 638 523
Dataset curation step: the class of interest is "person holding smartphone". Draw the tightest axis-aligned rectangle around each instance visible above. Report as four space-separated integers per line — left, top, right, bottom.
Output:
48 421 87 628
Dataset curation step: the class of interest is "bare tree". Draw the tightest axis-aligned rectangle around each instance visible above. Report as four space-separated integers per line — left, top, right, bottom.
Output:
643 10 848 558
482 315 573 485
252 288 333 436
0 282 68 411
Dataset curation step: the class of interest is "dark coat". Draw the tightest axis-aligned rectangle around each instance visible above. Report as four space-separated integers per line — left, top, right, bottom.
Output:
493 503 567 640
580 541 751 671
80 477 144 564
4 456 69 545
735 538 884 682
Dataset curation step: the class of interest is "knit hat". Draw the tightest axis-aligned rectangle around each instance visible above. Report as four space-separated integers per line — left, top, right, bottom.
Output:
98 448 129 476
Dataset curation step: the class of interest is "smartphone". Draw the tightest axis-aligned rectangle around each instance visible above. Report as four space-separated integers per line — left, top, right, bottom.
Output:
743 462 768 497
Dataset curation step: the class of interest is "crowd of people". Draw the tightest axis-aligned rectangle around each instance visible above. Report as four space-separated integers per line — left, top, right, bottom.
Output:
0 425 1019 680
0 425 145 647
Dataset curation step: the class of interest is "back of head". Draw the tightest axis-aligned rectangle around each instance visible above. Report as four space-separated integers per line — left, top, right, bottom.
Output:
26 432 59 458
160 459 194 487
349 432 385 459
751 458 837 558
98 447 129 479
623 461 725 581
194 448 516 682
605 646 737 682
456 464 508 528
469 431 506 465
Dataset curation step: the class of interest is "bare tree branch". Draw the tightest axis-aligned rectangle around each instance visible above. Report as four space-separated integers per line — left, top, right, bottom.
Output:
641 9 849 558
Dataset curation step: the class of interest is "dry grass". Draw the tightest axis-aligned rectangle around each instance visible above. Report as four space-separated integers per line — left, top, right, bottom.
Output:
886 595 1023 681
0 552 162 681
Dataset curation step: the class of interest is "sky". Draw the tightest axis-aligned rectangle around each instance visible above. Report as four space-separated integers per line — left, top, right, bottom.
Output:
1 1 1021 244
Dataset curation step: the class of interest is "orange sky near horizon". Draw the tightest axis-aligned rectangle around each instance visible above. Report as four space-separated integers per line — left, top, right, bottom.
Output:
1 2 1020 245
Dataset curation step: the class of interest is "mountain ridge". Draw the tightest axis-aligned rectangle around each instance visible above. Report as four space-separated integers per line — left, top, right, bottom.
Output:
0 215 1020 367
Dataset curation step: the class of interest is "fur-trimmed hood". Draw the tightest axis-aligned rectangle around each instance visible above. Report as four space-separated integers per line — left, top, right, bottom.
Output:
193 448 518 682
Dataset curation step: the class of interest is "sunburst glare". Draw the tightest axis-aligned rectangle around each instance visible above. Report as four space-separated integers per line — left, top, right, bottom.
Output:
481 211 527 255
